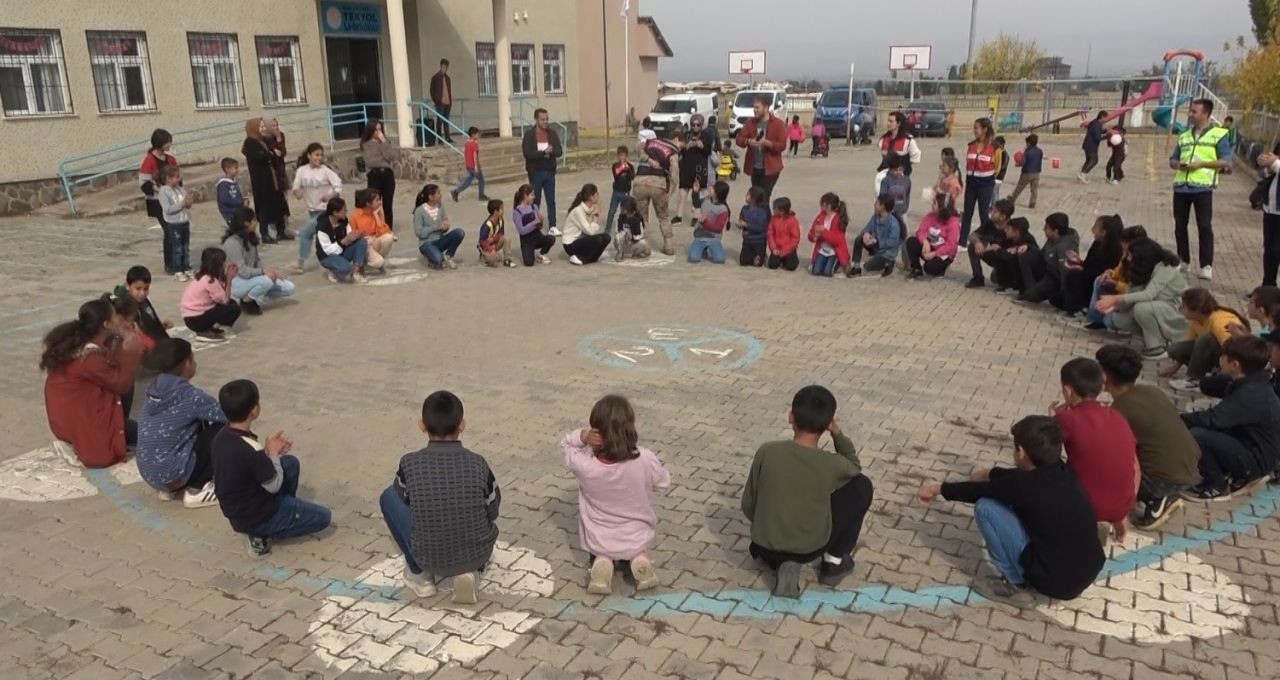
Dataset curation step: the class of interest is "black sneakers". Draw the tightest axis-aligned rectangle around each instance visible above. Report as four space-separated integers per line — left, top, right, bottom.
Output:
247 535 271 557
1133 496 1183 530
847 266 863 278
965 278 985 289
818 554 855 587
880 263 895 278
1180 484 1231 502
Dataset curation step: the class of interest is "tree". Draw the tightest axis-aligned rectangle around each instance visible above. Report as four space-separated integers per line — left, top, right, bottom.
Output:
1226 7 1280 113
967 34 1046 92
1252 0 1277 44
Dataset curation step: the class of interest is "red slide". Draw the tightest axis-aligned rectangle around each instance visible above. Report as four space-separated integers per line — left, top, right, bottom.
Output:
1093 82 1164 126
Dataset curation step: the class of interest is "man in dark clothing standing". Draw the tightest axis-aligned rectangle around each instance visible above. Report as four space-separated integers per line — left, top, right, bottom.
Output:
521 108 563 234
429 59 453 146
1078 111 1108 183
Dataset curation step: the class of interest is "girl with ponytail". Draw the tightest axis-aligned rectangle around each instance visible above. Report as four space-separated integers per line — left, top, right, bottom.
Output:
41 296 143 468
807 192 851 276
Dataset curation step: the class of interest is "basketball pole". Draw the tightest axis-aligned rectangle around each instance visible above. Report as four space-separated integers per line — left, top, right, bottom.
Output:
846 62 855 144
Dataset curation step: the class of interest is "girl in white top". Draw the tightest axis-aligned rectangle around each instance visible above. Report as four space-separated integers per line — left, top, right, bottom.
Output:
561 184 611 265
291 143 343 273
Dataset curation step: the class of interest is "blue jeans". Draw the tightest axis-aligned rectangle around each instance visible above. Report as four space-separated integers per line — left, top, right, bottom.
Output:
606 190 629 232
320 238 368 278
688 238 726 263
299 210 323 262
1084 277 1119 327
379 486 422 575
811 253 838 276
453 169 486 198
169 221 191 272
530 170 557 227
230 275 296 304
418 229 466 266
249 455 332 540
974 498 1029 585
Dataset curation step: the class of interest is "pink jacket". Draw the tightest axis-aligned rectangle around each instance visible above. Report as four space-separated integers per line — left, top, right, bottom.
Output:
561 429 671 561
916 213 961 260
788 123 805 142
180 276 230 318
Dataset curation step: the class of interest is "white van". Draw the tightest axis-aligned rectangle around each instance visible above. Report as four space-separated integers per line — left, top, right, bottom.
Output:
728 90 786 136
647 93 718 139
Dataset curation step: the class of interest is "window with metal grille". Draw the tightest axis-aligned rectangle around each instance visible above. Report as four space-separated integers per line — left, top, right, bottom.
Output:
542 44 565 94
475 43 496 98
255 35 304 105
0 29 72 117
511 44 534 97
86 31 155 113
186 32 244 108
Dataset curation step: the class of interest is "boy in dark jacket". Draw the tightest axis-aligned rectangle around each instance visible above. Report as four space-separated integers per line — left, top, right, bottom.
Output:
380 390 500 604
1009 134 1043 208
114 265 171 349
1181 336 1280 500
215 158 246 226
917 415 1105 605
972 213 1039 294
736 186 770 267
965 198 1016 288
1017 212 1079 306
606 145 635 232
849 194 902 277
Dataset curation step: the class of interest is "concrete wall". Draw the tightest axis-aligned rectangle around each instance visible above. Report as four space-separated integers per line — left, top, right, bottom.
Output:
0 0 330 183
574 2 664 132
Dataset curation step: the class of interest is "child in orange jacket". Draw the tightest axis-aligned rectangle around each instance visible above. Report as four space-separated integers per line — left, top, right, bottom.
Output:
350 188 394 272
767 197 801 271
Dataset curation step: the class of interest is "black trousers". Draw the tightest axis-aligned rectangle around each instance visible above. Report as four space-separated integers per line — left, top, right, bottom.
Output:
563 233 611 264
1262 212 1280 287
749 474 874 568
1081 149 1100 174
788 140 799 156
519 231 556 266
978 250 1024 289
367 168 397 230
1106 154 1126 181
184 302 241 333
740 241 766 266
905 237 951 276
1173 191 1214 267
186 422 224 490
1016 252 1052 301
1061 268 1089 313
959 177 994 244
767 251 799 271
751 170 780 202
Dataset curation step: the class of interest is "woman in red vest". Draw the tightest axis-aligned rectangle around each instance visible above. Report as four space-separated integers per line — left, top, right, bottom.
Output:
878 111 922 176
42 297 143 468
960 118 1001 263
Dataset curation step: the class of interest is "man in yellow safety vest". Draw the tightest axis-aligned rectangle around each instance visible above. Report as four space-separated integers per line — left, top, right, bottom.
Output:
1169 99 1232 281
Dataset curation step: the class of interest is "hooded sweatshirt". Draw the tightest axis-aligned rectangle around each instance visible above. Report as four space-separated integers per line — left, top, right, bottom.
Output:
136 373 227 489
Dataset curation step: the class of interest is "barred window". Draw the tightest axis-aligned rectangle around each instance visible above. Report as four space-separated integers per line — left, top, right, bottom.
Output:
87 31 155 113
0 29 72 117
511 44 534 96
255 36 304 105
186 32 244 108
542 45 565 94
475 43 496 98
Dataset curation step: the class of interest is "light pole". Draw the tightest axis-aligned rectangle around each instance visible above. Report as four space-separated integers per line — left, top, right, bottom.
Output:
965 0 978 88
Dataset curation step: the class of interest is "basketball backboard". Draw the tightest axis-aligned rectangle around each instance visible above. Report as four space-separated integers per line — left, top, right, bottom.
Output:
728 50 766 76
889 45 932 71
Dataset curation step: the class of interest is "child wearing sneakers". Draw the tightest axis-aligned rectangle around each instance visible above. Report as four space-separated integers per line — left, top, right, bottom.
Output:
742 385 874 597
848 193 902 278
212 379 331 557
379 391 500 603
136 338 226 508
561 395 671 595
614 196 651 261
513 183 555 266
477 199 516 267
157 165 194 281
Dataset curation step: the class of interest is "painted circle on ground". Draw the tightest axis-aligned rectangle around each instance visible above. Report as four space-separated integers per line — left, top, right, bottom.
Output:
580 324 763 371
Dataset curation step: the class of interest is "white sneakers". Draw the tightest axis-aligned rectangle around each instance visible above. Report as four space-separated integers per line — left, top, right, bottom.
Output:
1198 265 1213 280
537 254 553 265
1169 378 1201 392
569 255 584 266
548 227 563 237
326 271 339 283
587 558 613 595
452 572 478 604
52 439 79 466
402 567 437 598
157 488 179 502
183 481 218 509
1077 172 1087 184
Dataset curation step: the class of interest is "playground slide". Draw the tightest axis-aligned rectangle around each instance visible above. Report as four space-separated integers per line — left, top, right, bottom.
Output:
1097 82 1164 125
1151 96 1191 130
1020 108 1090 133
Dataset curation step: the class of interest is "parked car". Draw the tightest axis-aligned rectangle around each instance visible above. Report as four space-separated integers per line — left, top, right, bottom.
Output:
647 93 719 139
728 90 786 137
905 101 949 137
814 87 877 139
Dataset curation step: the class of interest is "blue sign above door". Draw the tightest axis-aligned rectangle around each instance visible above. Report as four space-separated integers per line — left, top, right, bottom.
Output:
322 2 383 36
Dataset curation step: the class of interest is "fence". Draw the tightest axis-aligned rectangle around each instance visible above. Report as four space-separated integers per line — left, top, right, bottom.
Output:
1238 110 1280 170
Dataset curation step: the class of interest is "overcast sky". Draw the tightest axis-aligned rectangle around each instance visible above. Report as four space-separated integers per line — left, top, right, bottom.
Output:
643 0 1255 82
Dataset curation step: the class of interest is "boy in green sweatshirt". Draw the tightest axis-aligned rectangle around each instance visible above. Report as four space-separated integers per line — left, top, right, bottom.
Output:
741 385 875 597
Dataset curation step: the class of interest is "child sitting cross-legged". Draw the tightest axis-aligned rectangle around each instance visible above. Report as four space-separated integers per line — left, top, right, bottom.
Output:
477 198 516 268
848 193 902 278
136 338 226 508
221 207 295 315
917 416 1105 605
560 395 671 595
379 390 500 604
213 379 331 557
741 385 874 597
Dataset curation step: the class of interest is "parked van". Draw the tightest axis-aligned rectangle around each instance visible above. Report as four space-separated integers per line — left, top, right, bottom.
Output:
647 93 719 138
815 87 878 138
728 90 786 136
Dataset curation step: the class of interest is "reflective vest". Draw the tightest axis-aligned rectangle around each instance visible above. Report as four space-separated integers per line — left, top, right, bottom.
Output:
966 142 998 178
1174 125 1228 189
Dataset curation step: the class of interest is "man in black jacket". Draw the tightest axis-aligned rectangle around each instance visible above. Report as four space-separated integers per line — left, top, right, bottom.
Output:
521 109 563 234
1079 110 1108 182
1181 335 1280 501
429 59 452 146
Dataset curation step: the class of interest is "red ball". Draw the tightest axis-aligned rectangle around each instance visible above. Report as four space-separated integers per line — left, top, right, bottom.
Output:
1014 150 1024 166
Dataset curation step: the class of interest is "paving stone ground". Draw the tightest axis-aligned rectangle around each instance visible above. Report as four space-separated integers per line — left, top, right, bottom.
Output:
2 135 1278 679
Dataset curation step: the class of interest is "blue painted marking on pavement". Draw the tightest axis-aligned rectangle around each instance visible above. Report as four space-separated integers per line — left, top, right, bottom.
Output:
580 324 763 372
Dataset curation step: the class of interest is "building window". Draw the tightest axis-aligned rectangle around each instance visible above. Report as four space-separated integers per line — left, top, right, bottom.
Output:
255 36 304 105
475 43 496 98
511 44 534 96
542 44 565 94
186 32 244 108
0 29 71 117
86 31 155 113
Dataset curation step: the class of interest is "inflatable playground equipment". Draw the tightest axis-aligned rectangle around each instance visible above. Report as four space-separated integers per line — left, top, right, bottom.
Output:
1012 49 1227 135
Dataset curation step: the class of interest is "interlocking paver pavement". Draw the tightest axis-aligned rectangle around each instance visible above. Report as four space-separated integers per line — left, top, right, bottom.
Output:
2 135 1278 678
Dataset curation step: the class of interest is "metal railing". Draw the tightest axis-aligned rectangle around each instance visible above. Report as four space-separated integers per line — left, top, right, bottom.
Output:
409 100 465 155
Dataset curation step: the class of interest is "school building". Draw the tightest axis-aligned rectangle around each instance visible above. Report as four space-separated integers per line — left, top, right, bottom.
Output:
0 0 672 213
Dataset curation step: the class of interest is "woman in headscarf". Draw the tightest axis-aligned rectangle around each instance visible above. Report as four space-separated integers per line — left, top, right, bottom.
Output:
242 118 285 244
264 118 293 240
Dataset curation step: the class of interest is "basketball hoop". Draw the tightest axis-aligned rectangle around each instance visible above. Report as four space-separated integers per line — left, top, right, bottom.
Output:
902 54 918 71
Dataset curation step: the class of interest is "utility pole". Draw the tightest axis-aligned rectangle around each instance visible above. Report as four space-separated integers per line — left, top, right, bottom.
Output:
965 0 978 92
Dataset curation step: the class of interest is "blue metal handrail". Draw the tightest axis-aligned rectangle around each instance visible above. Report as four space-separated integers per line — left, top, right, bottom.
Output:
409 100 464 155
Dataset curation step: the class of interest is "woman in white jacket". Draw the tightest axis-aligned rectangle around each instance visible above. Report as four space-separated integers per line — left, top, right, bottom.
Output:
561 184 612 265
291 143 343 273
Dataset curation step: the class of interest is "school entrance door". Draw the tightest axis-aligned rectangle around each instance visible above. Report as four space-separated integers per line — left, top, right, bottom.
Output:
325 37 382 140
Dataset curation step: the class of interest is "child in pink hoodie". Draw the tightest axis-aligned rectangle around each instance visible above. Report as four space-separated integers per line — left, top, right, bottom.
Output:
180 247 241 338
561 394 670 595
